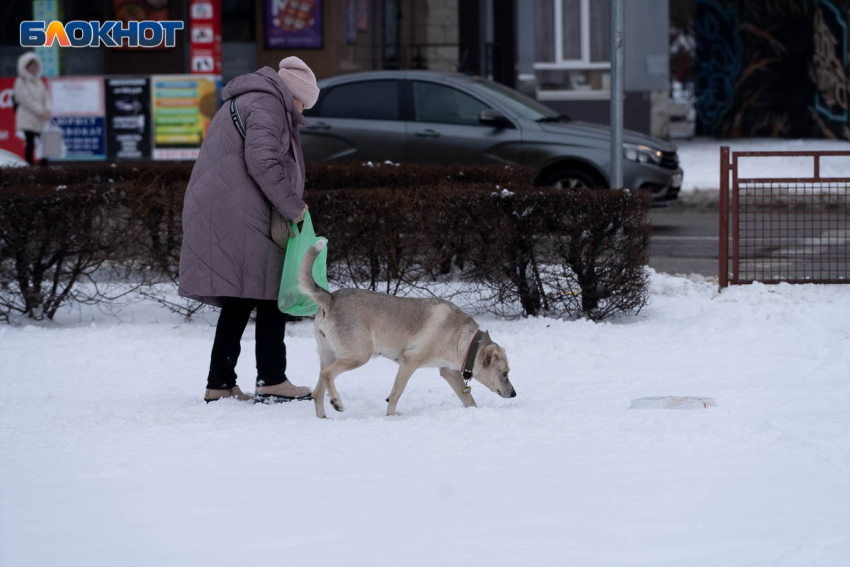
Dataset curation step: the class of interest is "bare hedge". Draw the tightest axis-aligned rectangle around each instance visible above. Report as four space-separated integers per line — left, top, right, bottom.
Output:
0 180 125 321
1 162 651 322
311 183 651 319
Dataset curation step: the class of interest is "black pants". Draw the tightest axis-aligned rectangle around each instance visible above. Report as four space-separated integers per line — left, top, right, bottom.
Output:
24 131 38 166
207 297 289 390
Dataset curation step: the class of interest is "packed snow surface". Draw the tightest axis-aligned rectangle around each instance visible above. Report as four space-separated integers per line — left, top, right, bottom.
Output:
677 137 850 191
2 271 849 566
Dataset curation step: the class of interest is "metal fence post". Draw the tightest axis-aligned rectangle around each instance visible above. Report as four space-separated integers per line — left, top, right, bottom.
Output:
719 146 729 289
731 152 739 284
609 0 624 189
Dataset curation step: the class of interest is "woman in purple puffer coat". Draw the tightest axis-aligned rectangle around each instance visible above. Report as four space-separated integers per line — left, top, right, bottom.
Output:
178 57 319 404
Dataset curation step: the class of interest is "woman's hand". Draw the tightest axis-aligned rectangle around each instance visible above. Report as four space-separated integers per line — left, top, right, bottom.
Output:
287 204 309 239
41 111 51 121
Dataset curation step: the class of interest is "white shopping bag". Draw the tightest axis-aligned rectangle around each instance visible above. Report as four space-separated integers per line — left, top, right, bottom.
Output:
38 120 66 159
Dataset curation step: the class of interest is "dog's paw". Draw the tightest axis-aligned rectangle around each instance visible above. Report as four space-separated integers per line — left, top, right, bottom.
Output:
386 410 402 417
331 398 345 412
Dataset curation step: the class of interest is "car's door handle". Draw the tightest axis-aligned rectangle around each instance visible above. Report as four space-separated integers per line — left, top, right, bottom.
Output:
414 129 440 138
307 121 331 130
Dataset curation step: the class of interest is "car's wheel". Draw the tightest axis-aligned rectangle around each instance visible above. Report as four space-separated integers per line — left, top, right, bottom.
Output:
541 168 599 189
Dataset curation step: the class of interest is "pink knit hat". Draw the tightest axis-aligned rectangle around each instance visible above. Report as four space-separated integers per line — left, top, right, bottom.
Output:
277 56 320 109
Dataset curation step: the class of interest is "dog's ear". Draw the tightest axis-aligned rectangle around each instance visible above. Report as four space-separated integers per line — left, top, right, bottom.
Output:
483 331 491 342
482 344 497 367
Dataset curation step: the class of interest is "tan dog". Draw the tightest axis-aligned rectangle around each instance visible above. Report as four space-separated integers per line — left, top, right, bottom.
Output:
299 241 515 418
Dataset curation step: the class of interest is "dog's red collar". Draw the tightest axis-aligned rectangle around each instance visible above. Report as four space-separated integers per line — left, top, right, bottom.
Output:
462 330 485 381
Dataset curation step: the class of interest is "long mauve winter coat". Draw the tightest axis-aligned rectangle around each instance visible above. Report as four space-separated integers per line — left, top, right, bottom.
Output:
178 67 309 307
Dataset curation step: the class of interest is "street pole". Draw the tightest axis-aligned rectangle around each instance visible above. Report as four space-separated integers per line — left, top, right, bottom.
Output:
609 0 624 189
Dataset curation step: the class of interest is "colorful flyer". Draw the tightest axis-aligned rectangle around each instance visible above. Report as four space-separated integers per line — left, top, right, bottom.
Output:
151 74 220 160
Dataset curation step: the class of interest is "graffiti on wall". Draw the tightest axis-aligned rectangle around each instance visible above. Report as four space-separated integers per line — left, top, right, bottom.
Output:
695 0 850 139
694 0 741 133
811 0 847 122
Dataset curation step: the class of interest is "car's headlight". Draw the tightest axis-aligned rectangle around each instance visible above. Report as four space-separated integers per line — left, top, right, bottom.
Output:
624 144 662 165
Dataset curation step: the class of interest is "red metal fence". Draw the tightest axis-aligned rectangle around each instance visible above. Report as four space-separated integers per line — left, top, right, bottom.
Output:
719 146 850 288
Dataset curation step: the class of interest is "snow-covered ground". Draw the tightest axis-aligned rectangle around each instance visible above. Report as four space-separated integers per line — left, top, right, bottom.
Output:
678 138 850 192
0 149 26 168
2 271 849 566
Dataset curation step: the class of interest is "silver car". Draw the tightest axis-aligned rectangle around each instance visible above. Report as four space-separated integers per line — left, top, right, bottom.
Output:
301 71 683 203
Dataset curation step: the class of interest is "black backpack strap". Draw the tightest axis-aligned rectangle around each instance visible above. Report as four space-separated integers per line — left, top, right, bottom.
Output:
230 97 246 139
230 95 275 211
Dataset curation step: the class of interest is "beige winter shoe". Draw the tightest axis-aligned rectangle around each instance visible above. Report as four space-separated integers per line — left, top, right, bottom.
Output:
204 386 253 403
255 380 313 403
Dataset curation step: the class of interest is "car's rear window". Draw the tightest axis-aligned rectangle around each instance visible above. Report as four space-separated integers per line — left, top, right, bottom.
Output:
316 80 400 120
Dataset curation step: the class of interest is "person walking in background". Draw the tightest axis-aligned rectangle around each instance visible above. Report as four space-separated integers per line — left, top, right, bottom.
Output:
178 57 320 403
14 52 52 166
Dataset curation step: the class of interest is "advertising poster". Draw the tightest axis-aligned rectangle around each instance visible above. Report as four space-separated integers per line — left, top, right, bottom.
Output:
189 0 222 74
33 0 62 76
0 78 26 161
49 77 106 160
266 0 323 49
114 0 170 50
106 77 151 160
151 75 220 160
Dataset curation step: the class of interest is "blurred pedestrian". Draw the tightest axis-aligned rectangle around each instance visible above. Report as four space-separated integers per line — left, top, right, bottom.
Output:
179 57 320 403
14 52 52 166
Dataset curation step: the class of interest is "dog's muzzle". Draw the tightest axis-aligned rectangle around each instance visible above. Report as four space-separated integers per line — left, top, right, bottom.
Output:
497 387 517 398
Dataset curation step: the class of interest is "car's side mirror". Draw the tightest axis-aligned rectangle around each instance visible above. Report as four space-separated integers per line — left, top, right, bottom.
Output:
479 108 512 128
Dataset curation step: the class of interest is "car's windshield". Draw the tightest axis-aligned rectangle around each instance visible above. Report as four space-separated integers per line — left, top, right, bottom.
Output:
472 79 560 121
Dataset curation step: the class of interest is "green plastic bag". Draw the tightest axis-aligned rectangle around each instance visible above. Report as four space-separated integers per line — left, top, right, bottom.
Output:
277 211 329 316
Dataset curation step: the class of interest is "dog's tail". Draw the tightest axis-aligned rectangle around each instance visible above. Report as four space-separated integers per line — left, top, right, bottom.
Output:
299 240 332 311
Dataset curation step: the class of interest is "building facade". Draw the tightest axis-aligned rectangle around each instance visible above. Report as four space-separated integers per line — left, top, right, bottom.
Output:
0 0 668 136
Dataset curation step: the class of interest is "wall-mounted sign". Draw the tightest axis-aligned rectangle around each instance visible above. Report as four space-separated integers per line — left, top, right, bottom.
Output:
106 77 151 159
266 0 323 49
114 0 171 50
151 74 220 160
0 78 26 161
33 0 62 76
189 0 222 74
49 76 106 160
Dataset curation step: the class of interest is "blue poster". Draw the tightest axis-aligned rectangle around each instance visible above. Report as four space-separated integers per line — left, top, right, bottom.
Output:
53 116 106 160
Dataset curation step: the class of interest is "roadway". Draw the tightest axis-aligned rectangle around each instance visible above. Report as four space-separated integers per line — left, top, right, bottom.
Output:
649 200 849 281
649 207 720 277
